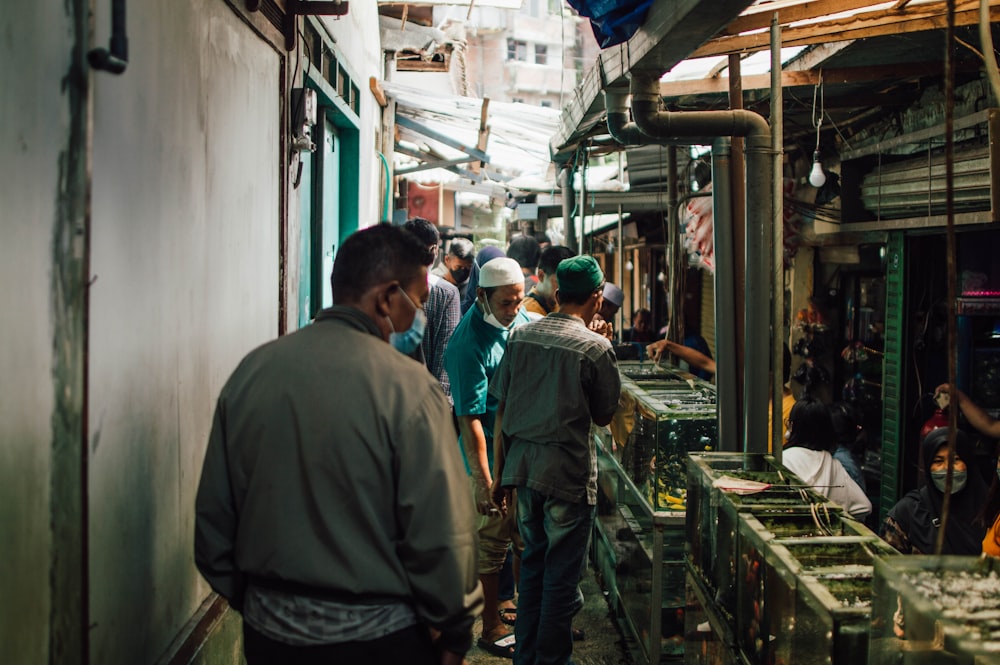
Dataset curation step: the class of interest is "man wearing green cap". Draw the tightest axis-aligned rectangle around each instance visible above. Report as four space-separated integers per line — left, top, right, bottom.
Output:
488 255 621 665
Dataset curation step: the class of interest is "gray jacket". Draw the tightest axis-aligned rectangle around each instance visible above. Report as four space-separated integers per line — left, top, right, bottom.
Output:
195 306 483 653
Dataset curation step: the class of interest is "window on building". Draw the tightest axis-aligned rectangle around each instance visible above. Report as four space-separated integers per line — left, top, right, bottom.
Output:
540 100 552 108
535 44 548 65
507 39 528 62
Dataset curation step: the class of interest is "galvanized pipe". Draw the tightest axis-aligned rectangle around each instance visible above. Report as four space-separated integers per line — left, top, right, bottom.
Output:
771 14 785 462
630 72 775 454
711 138 740 451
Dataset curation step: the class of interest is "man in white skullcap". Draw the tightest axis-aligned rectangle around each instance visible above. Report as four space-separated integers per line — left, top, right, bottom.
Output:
443 256 531 657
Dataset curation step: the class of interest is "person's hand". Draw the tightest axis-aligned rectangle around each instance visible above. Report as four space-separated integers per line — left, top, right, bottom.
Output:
588 316 612 340
474 478 497 516
491 478 510 517
647 339 668 362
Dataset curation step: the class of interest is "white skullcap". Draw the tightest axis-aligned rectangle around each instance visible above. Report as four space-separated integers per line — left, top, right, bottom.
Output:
478 257 524 288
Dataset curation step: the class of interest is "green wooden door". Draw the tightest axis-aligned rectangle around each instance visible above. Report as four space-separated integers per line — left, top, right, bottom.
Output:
319 117 340 310
880 232 905 522
297 151 315 328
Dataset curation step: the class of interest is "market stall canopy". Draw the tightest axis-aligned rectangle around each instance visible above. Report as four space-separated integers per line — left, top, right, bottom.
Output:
385 80 561 189
550 0 755 163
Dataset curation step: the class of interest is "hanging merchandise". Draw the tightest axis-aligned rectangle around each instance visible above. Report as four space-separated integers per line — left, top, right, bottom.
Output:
680 185 715 273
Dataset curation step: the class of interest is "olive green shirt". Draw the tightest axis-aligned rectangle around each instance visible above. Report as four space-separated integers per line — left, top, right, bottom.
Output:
490 313 621 505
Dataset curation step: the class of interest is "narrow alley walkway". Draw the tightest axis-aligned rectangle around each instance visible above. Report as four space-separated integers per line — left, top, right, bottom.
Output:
466 568 633 664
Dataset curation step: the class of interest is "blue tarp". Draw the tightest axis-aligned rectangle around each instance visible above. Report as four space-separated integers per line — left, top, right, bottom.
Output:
565 0 654 48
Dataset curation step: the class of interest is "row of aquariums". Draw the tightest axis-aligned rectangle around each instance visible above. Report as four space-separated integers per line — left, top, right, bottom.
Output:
593 361 719 664
594 365 1000 664
684 452 1000 665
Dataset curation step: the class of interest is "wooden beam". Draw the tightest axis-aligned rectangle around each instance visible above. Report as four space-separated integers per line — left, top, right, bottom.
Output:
659 61 972 97
719 0 889 37
472 97 490 175
692 0 1000 58
369 77 387 108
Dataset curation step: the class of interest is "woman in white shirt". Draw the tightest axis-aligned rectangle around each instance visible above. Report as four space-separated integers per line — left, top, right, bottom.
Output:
781 395 872 520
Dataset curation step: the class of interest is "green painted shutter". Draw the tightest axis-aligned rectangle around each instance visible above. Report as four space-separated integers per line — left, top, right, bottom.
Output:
880 232 905 522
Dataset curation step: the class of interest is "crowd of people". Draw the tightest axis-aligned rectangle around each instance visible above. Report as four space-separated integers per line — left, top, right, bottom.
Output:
193 220 1000 664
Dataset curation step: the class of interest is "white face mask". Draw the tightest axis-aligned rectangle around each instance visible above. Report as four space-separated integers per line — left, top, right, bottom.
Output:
482 295 514 331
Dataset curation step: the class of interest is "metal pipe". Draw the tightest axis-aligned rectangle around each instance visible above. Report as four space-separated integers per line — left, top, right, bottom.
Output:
605 91 648 146
629 72 775 454
667 146 683 347
712 139 740 452
560 166 577 251
88 0 129 74
770 14 785 463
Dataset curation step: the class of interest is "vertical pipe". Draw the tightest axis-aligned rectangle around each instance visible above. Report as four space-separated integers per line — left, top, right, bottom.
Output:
617 202 625 332
667 147 682 345
770 13 785 462
728 54 746 427
578 158 587 255
561 165 576 252
712 138 739 452
744 131 776 455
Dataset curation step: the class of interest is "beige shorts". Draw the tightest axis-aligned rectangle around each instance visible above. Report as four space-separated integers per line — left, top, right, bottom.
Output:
469 477 523 574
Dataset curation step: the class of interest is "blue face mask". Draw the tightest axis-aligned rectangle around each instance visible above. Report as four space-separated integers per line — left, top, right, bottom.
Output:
388 288 426 355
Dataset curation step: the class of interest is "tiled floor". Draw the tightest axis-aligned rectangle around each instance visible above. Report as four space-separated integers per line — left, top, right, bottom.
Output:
465 569 633 664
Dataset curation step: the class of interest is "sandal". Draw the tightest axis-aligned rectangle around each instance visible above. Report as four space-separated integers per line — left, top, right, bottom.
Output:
498 607 517 626
477 633 515 658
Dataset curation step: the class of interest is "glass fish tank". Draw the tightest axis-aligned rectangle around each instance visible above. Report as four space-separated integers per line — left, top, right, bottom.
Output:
685 570 740 665
611 361 718 514
869 555 1000 665
740 537 897 665
594 424 689 665
685 452 836 618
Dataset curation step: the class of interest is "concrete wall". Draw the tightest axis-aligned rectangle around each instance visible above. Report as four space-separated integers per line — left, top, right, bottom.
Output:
0 0 76 660
86 1 280 663
320 3 384 230
1 1 385 662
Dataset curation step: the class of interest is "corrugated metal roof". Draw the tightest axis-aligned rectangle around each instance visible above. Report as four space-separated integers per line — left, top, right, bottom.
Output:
385 81 561 184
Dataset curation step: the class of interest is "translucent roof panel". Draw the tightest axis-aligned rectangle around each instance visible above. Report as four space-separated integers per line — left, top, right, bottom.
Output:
660 46 806 83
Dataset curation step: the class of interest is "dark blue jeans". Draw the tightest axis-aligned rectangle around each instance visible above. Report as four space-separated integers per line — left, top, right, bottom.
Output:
514 487 595 665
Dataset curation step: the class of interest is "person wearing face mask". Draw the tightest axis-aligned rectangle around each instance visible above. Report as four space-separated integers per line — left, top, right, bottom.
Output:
490 255 621 665
195 224 483 665
434 237 475 301
522 245 575 320
405 218 461 405
881 427 988 555
443 257 530 658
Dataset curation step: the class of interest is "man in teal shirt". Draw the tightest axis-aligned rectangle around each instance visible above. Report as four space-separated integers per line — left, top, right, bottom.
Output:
444 256 530 657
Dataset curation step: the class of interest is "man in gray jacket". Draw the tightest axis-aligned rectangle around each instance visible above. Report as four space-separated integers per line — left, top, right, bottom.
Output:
195 224 483 665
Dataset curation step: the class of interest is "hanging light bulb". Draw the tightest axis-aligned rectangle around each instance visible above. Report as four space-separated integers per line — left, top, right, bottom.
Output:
809 73 827 188
625 260 634 271
809 150 826 188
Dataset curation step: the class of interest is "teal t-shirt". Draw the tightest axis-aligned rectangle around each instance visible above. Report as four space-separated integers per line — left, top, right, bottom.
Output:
444 304 530 472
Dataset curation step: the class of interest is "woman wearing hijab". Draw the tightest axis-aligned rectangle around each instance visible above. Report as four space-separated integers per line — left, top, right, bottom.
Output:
881 427 988 555
460 246 505 315
781 395 872 519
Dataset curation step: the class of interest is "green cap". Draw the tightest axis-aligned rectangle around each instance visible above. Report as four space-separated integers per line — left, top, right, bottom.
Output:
556 255 604 296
